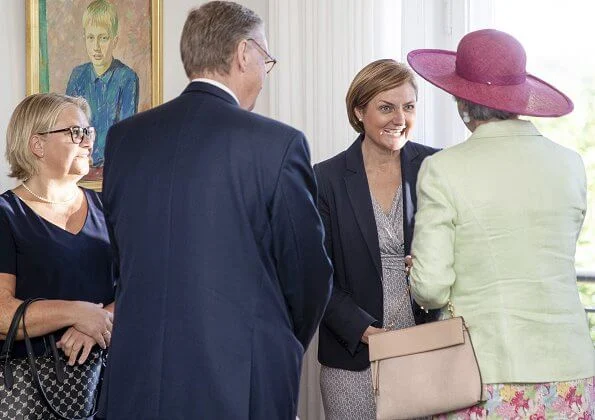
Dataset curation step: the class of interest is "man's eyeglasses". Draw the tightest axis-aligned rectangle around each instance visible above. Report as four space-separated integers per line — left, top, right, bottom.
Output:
38 126 96 144
247 38 277 74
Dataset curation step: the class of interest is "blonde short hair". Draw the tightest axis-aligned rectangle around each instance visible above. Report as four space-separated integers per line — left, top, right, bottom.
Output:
5 93 91 180
346 59 418 133
83 0 119 37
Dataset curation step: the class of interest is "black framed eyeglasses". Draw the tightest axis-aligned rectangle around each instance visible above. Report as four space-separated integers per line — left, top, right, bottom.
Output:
247 38 277 74
37 126 96 144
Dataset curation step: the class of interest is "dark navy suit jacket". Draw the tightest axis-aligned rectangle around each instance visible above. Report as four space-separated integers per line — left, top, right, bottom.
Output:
99 82 332 419
314 136 439 371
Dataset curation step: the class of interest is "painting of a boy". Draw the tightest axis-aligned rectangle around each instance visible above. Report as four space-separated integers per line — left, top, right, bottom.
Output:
66 0 139 171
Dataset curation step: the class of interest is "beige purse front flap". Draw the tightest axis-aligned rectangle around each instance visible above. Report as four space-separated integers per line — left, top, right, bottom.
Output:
368 317 465 362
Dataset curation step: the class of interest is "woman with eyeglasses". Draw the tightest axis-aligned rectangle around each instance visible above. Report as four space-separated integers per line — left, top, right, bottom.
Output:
0 93 115 370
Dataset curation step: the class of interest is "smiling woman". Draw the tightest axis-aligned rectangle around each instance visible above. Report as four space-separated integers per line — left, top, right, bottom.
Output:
355 84 416 157
313 59 440 419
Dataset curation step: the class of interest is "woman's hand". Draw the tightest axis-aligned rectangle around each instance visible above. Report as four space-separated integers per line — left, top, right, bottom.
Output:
71 302 113 349
57 327 99 365
361 326 386 344
405 255 413 276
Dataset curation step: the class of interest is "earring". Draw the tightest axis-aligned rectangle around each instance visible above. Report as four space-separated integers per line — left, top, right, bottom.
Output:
462 111 471 124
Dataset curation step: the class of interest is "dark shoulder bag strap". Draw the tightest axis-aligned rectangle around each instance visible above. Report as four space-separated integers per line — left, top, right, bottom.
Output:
21 299 101 420
1 299 32 388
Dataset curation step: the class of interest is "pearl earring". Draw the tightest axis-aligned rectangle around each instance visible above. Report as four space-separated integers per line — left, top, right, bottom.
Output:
462 111 471 124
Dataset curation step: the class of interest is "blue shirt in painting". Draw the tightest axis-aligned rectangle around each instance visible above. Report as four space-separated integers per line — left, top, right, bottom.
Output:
66 58 139 166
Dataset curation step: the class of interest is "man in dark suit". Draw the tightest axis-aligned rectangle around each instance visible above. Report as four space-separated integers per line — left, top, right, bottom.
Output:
98 2 332 419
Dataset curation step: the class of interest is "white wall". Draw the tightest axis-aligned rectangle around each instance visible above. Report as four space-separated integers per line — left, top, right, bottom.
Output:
400 0 469 149
0 2 26 192
0 0 267 193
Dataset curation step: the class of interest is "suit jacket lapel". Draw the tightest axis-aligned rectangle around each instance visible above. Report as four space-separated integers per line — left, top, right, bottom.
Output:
400 142 420 255
344 136 382 280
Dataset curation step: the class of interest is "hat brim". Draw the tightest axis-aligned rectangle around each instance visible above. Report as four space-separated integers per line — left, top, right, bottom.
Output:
407 49 573 117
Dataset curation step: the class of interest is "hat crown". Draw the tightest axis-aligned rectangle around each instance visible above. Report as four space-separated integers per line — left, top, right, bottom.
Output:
455 29 527 86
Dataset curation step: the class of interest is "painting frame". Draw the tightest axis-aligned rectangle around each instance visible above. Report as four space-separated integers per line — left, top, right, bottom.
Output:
25 0 163 190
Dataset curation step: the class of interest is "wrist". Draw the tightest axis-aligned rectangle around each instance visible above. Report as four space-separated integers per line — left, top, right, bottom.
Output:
104 302 115 314
64 300 82 326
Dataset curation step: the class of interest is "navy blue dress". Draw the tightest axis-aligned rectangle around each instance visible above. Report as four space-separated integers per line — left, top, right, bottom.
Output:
0 188 115 355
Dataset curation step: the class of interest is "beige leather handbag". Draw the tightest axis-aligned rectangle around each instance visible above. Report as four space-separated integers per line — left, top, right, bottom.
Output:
368 303 482 420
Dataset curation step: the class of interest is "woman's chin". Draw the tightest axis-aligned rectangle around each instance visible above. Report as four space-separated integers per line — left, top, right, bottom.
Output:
69 163 90 177
388 137 409 151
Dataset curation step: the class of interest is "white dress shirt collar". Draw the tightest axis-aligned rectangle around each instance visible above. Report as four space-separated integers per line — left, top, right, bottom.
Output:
191 78 240 105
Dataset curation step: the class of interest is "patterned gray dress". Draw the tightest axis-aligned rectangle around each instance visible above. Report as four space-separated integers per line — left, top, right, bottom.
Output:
320 185 416 420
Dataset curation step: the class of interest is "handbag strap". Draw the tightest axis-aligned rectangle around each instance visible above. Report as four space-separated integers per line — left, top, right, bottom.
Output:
1 300 28 356
447 299 456 318
20 299 102 420
48 334 67 383
1 298 42 389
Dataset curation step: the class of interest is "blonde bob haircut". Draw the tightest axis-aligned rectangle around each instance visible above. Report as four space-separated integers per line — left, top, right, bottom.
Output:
6 93 91 181
83 0 119 37
346 59 418 133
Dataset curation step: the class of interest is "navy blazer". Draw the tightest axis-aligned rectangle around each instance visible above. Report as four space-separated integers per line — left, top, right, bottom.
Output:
99 82 332 419
315 135 439 371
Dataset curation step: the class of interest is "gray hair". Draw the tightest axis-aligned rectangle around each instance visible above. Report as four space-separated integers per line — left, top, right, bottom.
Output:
456 97 518 121
180 1 263 78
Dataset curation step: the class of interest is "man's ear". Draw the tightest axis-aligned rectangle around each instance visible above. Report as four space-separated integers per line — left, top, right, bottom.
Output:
29 135 44 158
112 35 119 49
236 39 250 73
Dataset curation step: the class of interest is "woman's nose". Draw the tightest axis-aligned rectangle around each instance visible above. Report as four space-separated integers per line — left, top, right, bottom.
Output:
392 109 405 125
80 135 94 147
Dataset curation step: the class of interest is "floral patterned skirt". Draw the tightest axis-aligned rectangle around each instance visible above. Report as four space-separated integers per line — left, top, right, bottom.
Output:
435 376 594 419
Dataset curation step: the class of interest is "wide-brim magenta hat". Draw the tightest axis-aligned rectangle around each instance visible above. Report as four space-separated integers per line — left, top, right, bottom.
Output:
407 29 573 117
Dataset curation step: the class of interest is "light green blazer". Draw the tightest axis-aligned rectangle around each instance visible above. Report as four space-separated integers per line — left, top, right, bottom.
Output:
410 119 594 384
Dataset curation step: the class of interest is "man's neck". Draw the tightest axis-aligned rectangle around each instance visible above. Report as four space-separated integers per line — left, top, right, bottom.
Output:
192 72 244 108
